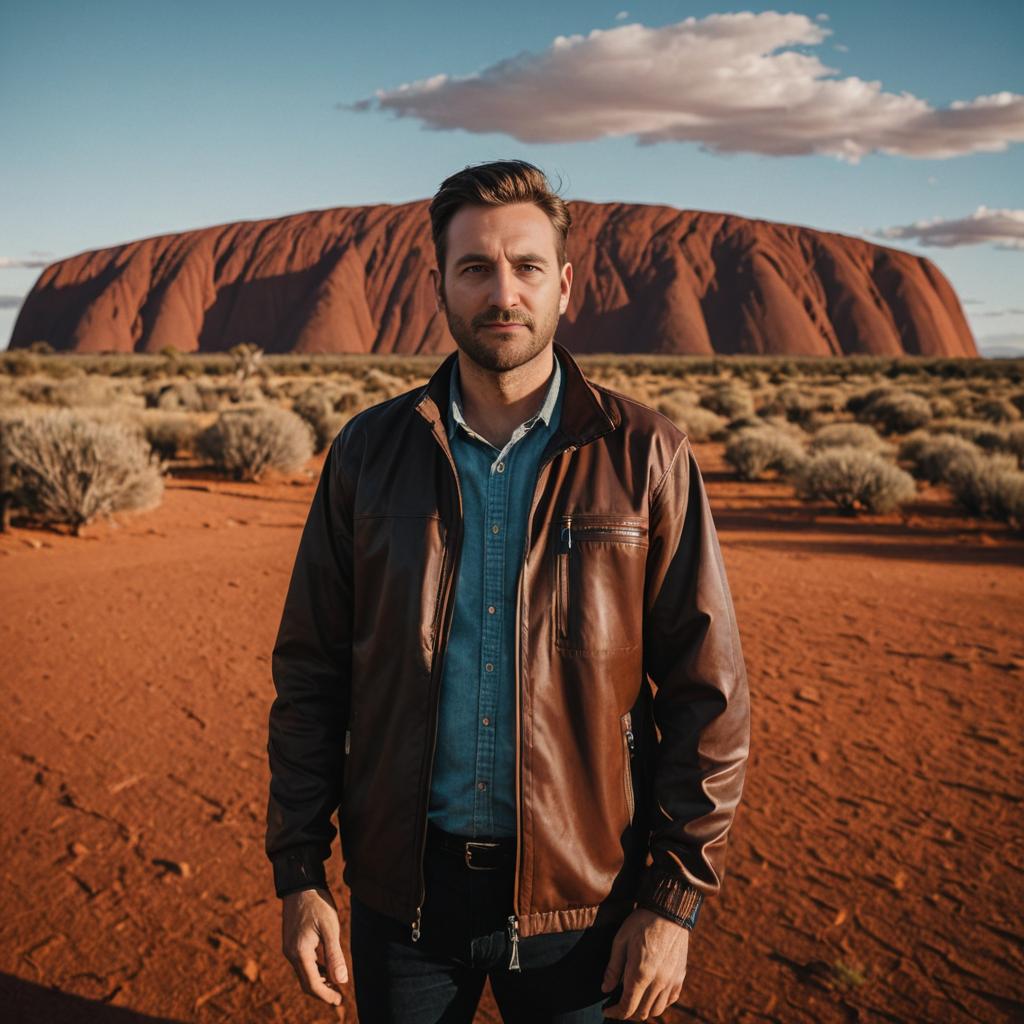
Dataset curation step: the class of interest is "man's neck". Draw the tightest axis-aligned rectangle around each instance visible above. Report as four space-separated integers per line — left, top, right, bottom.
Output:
457 346 555 449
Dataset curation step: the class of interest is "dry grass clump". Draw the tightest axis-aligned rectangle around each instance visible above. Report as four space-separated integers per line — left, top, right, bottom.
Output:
0 409 164 534
700 381 756 420
810 422 893 456
898 432 983 484
933 419 1019 460
725 426 806 481
946 453 1024 526
292 382 368 451
197 407 314 481
654 392 728 441
135 410 204 460
849 387 933 435
969 397 1021 425
12 375 141 409
757 383 844 426
148 380 206 412
794 446 917 514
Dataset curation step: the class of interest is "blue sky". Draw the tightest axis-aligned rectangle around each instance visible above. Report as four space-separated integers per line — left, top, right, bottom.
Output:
1 1 1022 354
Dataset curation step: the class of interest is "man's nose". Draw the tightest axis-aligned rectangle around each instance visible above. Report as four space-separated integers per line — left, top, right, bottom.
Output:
487 264 519 310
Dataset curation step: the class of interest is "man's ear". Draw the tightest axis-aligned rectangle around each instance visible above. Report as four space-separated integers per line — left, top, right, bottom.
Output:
429 268 445 314
558 261 573 316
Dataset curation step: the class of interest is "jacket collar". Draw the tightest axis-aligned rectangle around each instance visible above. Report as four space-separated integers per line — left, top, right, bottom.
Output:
415 340 619 449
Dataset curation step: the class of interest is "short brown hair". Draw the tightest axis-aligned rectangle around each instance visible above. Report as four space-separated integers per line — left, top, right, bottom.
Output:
429 160 571 277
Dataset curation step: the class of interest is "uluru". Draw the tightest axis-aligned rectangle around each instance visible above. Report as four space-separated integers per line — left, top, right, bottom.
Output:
9 200 978 357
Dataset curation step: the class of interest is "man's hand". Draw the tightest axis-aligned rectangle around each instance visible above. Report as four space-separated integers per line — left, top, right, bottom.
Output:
601 908 690 1021
281 887 349 1006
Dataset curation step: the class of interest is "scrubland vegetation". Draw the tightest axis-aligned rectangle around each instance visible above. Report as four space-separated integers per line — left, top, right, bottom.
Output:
1 346 1022 533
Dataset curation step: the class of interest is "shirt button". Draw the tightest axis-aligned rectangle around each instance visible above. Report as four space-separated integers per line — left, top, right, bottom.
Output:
488 605 496 614
491 524 500 534
485 662 494 672
478 781 487 790
496 462 505 473
482 716 490 726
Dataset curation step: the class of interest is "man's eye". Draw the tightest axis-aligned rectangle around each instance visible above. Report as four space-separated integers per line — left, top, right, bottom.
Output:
464 265 487 274
520 265 540 272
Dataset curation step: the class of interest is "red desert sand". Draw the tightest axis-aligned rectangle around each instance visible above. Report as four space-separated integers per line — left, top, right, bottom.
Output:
1 442 1021 1023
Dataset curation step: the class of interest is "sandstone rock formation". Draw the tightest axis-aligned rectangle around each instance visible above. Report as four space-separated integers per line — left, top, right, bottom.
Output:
10 200 978 357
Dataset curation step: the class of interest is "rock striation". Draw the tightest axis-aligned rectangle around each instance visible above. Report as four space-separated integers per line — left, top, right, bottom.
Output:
10 200 977 357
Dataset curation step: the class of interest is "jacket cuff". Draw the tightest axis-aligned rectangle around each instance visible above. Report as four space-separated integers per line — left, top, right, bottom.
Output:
272 844 329 898
635 866 705 931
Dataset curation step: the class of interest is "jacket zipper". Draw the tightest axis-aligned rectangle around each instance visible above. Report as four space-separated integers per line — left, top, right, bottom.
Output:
506 442 578 970
411 438 464 943
621 712 635 821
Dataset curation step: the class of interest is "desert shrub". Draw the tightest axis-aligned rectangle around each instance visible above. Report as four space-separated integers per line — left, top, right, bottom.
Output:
360 367 407 397
292 398 350 452
0 352 41 377
197 406 314 481
970 397 1021 424
757 385 819 423
856 389 933 434
725 426 806 481
810 422 892 456
655 397 728 442
947 453 1024 524
149 380 205 412
928 394 957 419
229 343 265 382
1004 424 1024 465
293 383 368 451
224 381 267 406
725 414 766 433
700 381 755 419
1 409 163 534
794 446 917 514
898 431 982 484
1011 392 1024 416
136 411 203 460
844 385 893 416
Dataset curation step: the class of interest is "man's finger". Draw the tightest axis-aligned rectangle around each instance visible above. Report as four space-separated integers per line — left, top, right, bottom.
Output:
322 926 350 987
296 943 342 1005
601 932 627 992
604 954 648 1021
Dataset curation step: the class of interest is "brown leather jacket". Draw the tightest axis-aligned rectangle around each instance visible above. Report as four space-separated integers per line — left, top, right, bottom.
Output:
266 341 750 953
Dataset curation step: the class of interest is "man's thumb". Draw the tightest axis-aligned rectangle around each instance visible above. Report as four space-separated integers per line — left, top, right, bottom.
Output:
325 935 349 986
601 939 625 992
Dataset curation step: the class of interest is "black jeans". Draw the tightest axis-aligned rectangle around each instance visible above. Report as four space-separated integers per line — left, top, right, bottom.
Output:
349 823 625 1023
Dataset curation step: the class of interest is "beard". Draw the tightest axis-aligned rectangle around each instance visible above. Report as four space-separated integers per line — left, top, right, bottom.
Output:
442 293 560 374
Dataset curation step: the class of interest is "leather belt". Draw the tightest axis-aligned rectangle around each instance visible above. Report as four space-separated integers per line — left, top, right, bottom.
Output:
427 821 516 871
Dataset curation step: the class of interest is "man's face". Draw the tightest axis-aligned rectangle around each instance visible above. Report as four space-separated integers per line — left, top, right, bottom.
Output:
430 202 572 373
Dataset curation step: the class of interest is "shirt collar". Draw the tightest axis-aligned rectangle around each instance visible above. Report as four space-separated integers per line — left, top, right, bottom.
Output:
447 350 562 442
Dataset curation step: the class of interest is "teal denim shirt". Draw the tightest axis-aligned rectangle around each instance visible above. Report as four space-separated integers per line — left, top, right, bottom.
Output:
427 351 564 838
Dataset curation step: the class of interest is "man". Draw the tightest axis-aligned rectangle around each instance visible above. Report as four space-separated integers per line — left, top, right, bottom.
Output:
266 160 750 1023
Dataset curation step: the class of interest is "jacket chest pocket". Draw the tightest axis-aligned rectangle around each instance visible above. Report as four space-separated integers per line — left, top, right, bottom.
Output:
554 514 648 654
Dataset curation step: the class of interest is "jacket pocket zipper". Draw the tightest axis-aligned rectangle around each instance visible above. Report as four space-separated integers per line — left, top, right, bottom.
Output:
557 516 647 648
556 515 572 644
621 711 635 821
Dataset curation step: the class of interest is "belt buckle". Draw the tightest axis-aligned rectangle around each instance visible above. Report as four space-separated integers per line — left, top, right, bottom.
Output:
464 840 500 870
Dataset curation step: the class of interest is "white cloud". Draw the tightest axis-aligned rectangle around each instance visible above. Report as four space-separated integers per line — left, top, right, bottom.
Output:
348 12 1024 162
614 10 629 21
875 206 1024 249
0 256 53 269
